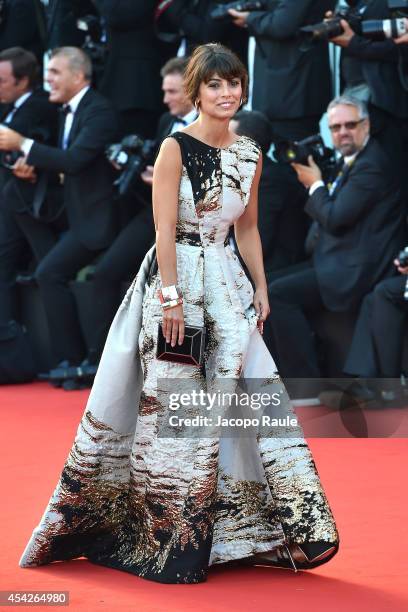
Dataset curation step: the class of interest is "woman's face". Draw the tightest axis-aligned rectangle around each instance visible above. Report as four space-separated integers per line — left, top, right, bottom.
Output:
197 72 242 118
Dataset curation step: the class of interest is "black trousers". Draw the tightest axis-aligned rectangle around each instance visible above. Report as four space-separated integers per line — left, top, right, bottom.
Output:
268 266 324 377
344 275 408 378
369 105 408 203
35 207 154 366
0 206 60 324
91 207 155 358
35 231 102 365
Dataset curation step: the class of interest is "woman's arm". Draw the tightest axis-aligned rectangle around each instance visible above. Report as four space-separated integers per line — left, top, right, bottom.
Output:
152 137 184 346
234 153 270 332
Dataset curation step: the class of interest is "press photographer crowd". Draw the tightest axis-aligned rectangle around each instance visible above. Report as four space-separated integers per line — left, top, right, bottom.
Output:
0 0 408 408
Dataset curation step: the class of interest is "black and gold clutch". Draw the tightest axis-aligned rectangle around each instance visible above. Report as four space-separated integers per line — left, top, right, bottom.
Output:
156 324 206 366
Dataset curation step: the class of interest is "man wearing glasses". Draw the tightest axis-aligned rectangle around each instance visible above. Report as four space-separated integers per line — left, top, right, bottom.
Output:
266 95 406 380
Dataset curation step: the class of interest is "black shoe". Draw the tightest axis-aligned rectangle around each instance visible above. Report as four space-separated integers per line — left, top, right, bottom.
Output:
62 378 91 391
340 381 381 410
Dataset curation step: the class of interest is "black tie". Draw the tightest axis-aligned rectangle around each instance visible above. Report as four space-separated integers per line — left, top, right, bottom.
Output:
175 117 187 125
59 105 72 148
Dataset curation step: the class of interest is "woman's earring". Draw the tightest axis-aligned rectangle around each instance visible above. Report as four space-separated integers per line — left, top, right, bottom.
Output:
194 99 200 111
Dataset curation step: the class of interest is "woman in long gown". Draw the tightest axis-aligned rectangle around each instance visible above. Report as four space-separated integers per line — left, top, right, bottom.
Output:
19 44 339 584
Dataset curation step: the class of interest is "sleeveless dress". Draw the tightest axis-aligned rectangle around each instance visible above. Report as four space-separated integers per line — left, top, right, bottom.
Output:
19 132 339 584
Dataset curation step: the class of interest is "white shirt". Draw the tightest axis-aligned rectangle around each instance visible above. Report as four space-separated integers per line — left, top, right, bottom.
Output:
4 91 32 124
170 107 197 133
21 86 91 156
61 86 90 149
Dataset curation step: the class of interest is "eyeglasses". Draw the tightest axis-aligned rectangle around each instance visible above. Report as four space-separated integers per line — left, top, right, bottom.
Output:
328 119 366 133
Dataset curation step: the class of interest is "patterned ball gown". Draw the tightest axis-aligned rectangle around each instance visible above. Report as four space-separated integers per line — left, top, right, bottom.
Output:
19 132 339 584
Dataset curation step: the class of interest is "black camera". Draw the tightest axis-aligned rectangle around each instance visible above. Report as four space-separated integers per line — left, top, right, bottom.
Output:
361 0 408 41
398 246 408 267
106 135 157 197
274 135 335 173
302 0 408 42
77 14 107 85
210 1 266 22
300 8 363 42
0 151 23 170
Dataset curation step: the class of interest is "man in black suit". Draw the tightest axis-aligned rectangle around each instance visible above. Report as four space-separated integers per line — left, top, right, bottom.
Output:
0 0 46 61
93 0 172 138
267 95 406 377
342 254 408 404
0 47 59 326
229 0 336 141
329 0 408 199
46 0 98 49
0 47 119 384
83 56 197 363
141 56 197 186
173 0 249 66
230 109 309 274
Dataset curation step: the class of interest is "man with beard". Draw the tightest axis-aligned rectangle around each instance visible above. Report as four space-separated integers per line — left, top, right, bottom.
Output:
267 95 406 378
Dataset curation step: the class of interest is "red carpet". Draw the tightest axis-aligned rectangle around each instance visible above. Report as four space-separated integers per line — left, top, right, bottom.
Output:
0 382 407 611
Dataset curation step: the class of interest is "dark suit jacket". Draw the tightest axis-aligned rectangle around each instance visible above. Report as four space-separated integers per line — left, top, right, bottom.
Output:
0 89 58 214
341 0 408 118
305 139 406 312
259 156 308 272
26 88 119 250
47 0 97 48
0 0 45 60
94 0 169 112
246 0 336 120
179 0 249 66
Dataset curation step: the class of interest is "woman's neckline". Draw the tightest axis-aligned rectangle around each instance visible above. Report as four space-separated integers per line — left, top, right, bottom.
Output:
177 131 244 150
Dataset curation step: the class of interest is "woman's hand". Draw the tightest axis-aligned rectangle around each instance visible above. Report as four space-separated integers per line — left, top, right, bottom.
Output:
162 304 185 347
253 286 270 335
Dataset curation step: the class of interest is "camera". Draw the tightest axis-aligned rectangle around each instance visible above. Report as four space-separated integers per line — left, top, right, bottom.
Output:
300 8 363 42
360 1 408 41
301 0 408 42
274 135 335 178
106 135 157 197
77 14 107 85
0 151 23 170
398 246 408 267
210 1 266 22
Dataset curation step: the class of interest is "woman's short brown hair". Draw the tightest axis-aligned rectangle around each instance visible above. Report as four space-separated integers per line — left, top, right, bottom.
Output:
184 43 248 106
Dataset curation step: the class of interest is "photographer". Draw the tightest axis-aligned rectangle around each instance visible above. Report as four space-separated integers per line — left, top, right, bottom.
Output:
267 95 405 377
229 0 336 140
329 0 408 197
46 0 99 49
230 109 309 273
86 57 198 365
343 252 408 404
94 0 172 138
0 47 60 328
0 47 119 388
0 0 46 61
141 56 197 186
172 0 249 65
